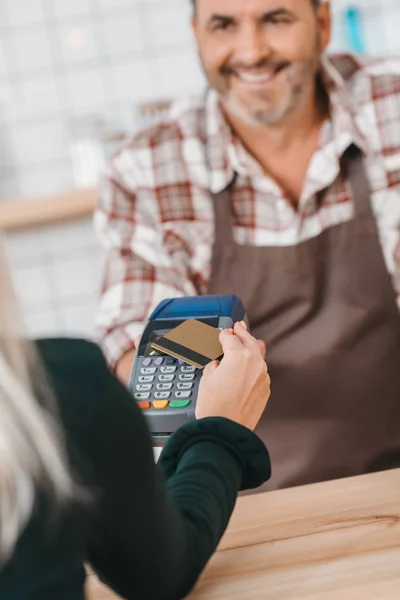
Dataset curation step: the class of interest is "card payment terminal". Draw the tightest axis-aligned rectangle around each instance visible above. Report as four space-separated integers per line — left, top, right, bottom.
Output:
128 295 247 445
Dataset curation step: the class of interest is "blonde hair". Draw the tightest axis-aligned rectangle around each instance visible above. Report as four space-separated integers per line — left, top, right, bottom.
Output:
0 242 73 563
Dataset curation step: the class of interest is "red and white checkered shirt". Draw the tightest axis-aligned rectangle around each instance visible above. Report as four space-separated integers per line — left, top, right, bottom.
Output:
94 53 400 369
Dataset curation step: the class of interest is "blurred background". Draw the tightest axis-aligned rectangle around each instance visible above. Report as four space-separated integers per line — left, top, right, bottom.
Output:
0 0 398 340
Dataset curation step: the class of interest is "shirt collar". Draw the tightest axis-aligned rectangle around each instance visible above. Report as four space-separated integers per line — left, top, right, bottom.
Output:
204 53 369 195
320 54 368 155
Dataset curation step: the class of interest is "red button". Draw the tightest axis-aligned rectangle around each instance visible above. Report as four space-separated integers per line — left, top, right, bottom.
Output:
138 401 151 410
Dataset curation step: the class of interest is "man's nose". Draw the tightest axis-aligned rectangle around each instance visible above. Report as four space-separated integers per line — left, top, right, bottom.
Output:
234 22 271 66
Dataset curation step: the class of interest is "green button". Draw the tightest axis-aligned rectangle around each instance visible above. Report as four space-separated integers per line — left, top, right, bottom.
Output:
170 400 191 409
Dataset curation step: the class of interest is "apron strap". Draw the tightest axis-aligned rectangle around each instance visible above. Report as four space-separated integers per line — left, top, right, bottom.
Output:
211 183 237 247
342 145 377 235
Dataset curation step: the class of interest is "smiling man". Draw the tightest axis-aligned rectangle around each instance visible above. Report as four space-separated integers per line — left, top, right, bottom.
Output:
95 0 400 491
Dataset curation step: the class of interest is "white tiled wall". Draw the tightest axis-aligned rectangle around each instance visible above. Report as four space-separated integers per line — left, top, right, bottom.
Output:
329 0 400 56
0 0 203 339
1 0 399 340
3 218 103 338
0 0 203 200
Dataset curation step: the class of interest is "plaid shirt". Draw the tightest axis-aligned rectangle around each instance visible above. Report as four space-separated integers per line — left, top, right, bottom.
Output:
94 53 400 369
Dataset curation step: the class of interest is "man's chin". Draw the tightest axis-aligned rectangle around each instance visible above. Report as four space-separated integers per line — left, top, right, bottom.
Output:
223 96 283 126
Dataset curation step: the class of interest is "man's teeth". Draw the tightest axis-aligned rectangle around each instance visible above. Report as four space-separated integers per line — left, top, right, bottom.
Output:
237 71 274 83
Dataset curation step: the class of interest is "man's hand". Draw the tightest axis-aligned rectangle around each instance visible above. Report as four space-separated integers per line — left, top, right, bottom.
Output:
116 347 137 387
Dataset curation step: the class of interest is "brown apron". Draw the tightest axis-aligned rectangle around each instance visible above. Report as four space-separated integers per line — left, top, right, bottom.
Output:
208 145 400 492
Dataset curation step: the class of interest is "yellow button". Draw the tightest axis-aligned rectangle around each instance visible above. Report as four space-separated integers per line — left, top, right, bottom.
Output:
153 400 169 410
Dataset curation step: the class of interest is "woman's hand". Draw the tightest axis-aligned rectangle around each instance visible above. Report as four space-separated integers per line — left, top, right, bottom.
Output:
196 322 270 431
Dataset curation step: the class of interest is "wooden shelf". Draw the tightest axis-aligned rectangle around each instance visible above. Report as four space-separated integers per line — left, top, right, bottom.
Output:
0 187 97 232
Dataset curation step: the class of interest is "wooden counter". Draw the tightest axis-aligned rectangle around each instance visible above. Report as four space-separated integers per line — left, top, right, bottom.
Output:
0 188 97 231
86 468 400 599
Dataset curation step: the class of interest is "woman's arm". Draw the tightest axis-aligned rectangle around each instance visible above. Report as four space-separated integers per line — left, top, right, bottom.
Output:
38 334 270 600
86 365 270 600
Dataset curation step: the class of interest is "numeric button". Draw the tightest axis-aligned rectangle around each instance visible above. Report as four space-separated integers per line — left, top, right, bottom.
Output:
158 374 175 382
180 365 196 373
154 391 171 400
138 375 154 383
156 383 173 391
136 384 152 392
141 367 157 375
134 392 150 400
160 366 177 374
177 382 193 390
174 391 192 399
179 374 195 381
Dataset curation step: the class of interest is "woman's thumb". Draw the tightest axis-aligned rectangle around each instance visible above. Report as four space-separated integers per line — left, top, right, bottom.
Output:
203 360 219 376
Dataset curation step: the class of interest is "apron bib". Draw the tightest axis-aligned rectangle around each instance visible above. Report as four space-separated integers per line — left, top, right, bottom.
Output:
208 146 400 491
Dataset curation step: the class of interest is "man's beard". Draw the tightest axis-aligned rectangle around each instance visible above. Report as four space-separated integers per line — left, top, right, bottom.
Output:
200 41 321 127
222 62 314 126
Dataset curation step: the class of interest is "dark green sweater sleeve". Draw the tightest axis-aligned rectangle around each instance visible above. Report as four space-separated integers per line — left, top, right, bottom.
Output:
38 339 270 600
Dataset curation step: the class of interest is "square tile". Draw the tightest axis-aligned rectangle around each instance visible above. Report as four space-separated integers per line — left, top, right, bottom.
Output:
98 11 144 56
11 263 53 309
144 2 192 50
40 218 99 256
51 254 100 300
9 26 54 73
152 49 204 98
0 1 8 25
374 5 398 55
3 229 46 266
98 0 142 10
104 102 135 134
0 40 8 79
6 0 45 27
0 80 27 123
52 0 92 19
108 59 154 103
24 306 63 338
58 21 101 64
0 175 21 199
9 119 68 168
61 300 98 337
65 66 107 110
23 75 62 117
17 162 74 198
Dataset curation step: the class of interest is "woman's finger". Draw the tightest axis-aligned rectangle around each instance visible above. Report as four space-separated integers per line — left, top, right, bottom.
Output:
203 360 218 376
233 322 260 353
257 339 266 360
219 328 242 352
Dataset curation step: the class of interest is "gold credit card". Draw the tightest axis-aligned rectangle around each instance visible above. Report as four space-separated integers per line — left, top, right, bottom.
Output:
151 319 223 368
